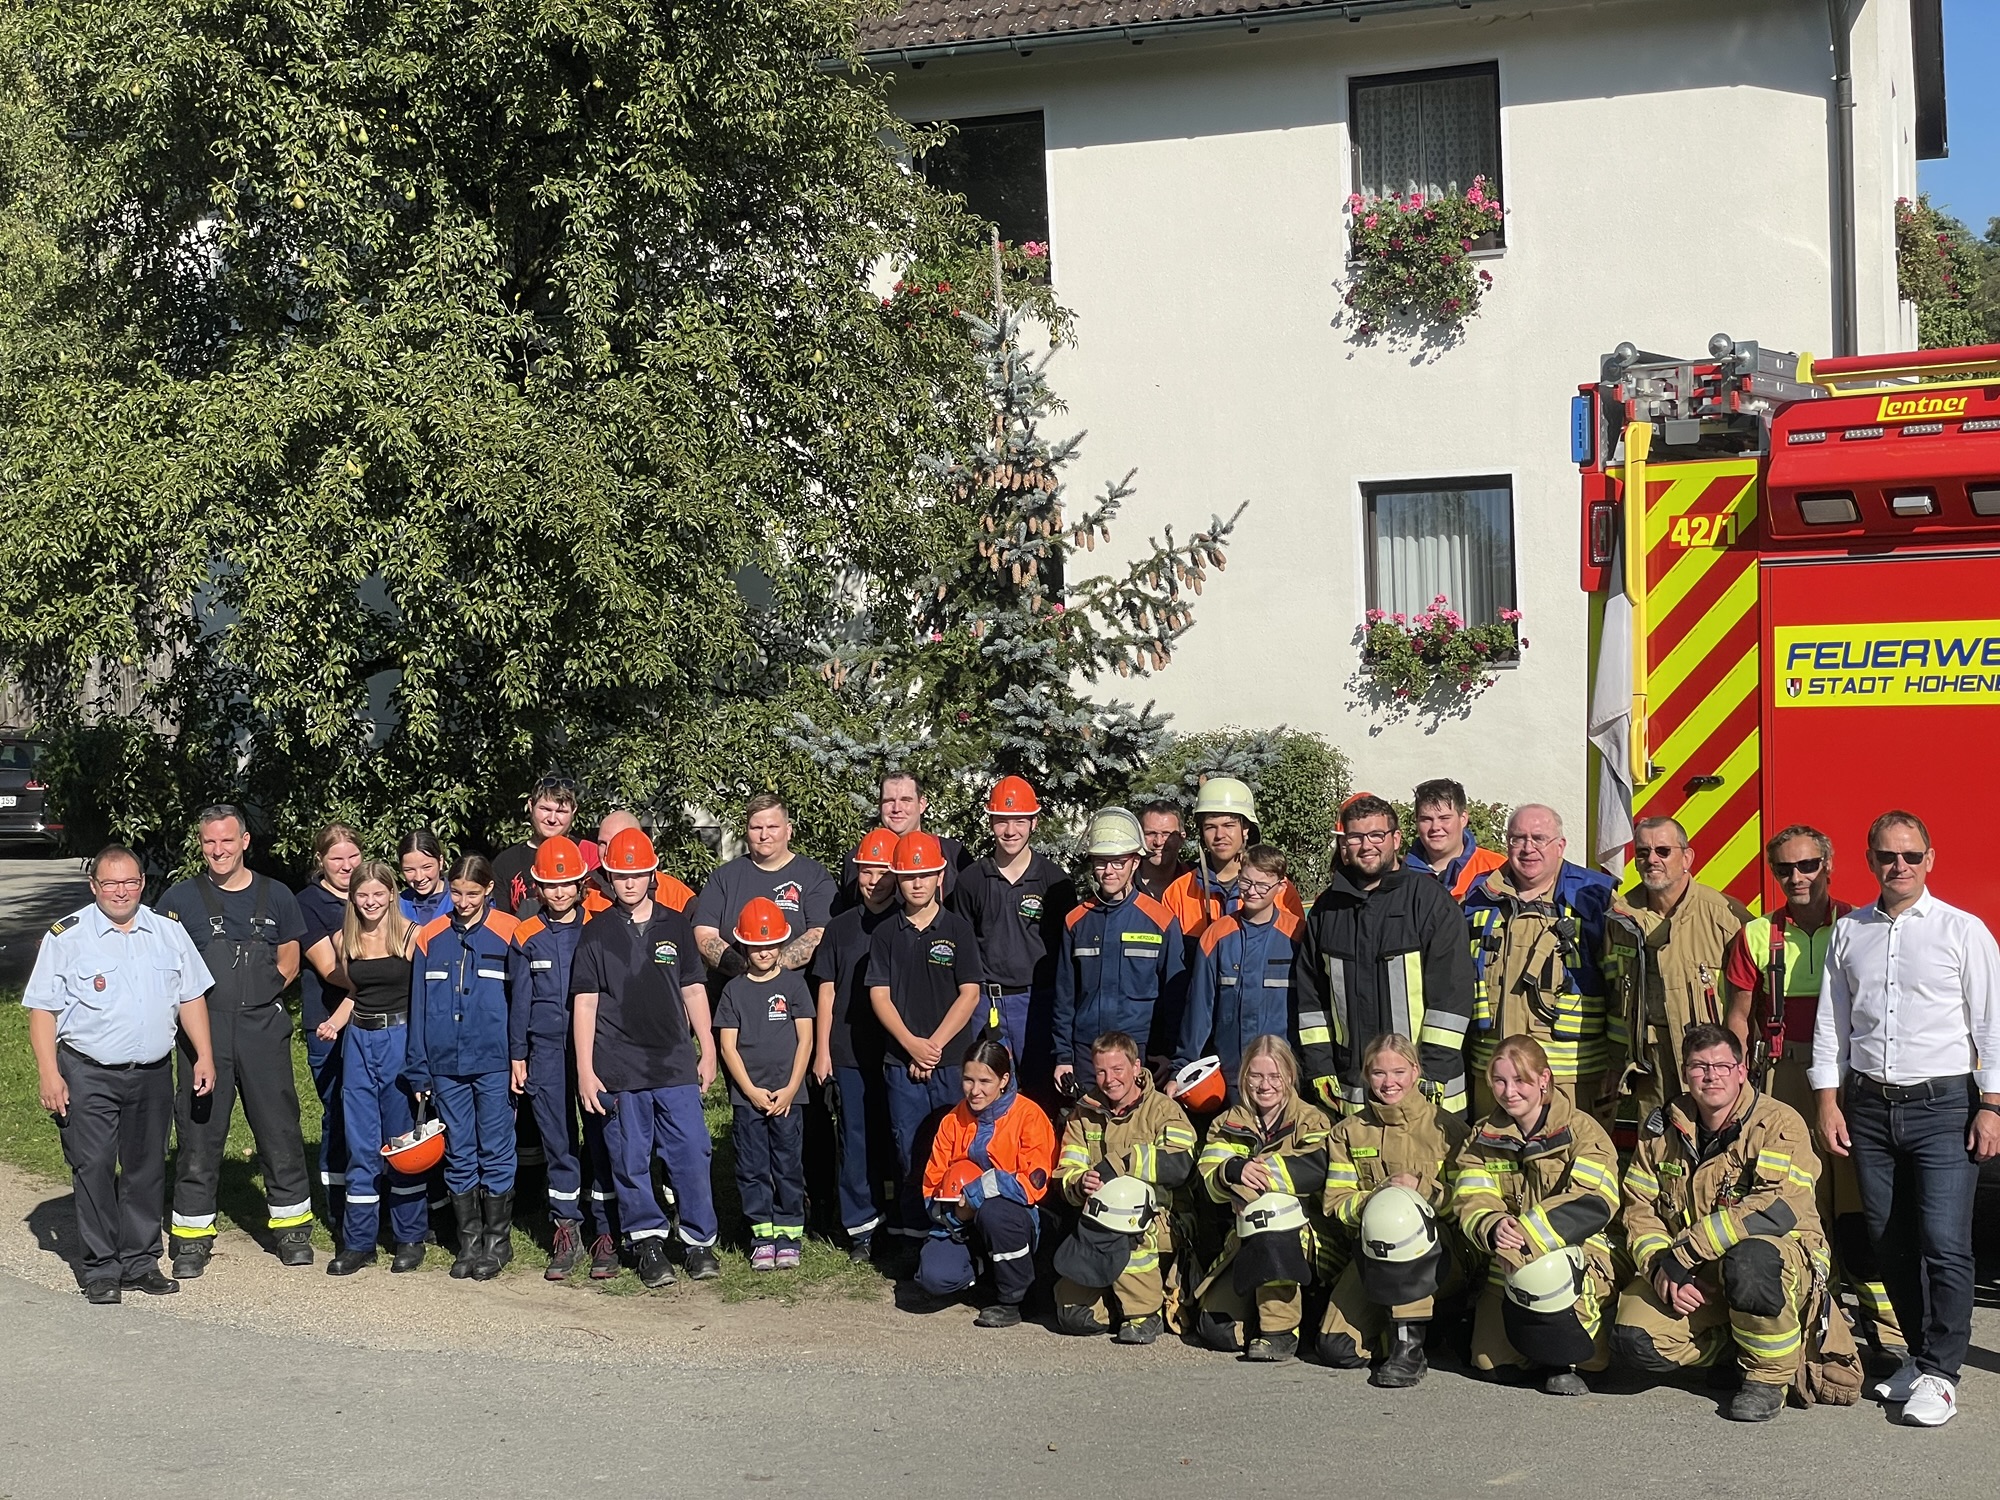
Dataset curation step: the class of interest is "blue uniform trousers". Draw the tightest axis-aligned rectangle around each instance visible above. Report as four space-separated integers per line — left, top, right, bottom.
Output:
431 1071 517 1196
522 1033 612 1236
732 1104 806 1243
340 1024 429 1249
832 1064 893 1240
306 1030 349 1214
604 1085 717 1247
882 1063 962 1239
917 1198 1038 1305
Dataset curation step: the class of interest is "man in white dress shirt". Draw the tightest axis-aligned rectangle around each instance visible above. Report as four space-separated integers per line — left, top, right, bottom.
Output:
1812 809 2000 1428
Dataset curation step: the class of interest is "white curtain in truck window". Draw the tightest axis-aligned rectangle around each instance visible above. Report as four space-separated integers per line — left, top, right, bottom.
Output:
1369 483 1516 625
1356 72 1498 201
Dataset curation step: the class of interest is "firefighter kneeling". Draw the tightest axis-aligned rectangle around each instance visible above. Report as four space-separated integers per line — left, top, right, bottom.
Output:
1317 1032 1470 1387
1611 1023 1861 1421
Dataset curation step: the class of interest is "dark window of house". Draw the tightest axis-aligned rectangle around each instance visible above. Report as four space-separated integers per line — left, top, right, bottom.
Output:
1364 477 1517 625
919 111 1050 250
1350 63 1502 246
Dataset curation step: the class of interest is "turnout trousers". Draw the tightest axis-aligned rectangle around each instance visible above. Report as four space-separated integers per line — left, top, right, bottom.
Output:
339 1024 428 1251
1612 1233 1813 1387
171 998 312 1245
1056 1218 1171 1322
57 1045 173 1283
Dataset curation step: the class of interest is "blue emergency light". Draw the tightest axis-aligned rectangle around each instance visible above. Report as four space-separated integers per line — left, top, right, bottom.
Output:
1571 395 1594 466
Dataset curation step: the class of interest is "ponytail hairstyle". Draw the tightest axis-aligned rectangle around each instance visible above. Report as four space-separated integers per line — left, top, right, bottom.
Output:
448 852 494 888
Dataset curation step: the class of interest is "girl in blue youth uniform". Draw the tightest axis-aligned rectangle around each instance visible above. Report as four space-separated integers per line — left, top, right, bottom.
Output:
399 828 451 926
407 854 519 1281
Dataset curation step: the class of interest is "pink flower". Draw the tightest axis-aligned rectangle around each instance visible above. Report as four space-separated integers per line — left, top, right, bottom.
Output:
1393 613 1407 626
1366 608 1386 623
1345 192 1364 212
928 631 943 642
1051 602 1066 614
1432 594 1449 604
1498 607 1522 622
1364 214 1379 229
1022 241 1047 257
1479 270 1493 285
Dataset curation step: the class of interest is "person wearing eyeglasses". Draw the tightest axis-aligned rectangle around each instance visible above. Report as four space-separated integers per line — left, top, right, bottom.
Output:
1722 826 1903 1366
1294 793 1475 1119
1612 1024 1842 1422
1170 845 1304 1105
491 774 600 917
22 846 216 1303
1603 815 1751 1123
1811 810 2000 1427
1460 805 1617 1127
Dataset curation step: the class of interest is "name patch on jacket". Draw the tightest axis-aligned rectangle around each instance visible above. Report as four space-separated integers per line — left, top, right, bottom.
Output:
1120 930 1163 945
653 941 678 966
927 940 957 966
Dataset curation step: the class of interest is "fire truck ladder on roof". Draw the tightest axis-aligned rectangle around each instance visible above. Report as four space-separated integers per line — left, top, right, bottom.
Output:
1804 343 2000 392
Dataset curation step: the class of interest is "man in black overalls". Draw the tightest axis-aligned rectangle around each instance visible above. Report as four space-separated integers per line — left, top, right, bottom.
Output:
161 805 315 1277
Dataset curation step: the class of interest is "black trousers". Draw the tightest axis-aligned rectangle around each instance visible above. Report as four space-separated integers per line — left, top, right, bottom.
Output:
57 1045 173 1284
171 1000 311 1235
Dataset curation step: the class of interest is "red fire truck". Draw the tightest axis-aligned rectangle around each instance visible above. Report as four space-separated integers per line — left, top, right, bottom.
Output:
1575 336 2000 924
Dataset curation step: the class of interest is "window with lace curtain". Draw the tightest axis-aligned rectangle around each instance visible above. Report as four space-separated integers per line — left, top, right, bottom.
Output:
1349 63 1503 249
1364 478 1517 628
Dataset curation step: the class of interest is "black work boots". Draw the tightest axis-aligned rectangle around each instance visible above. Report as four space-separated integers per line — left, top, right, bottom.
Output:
472 1189 514 1281
1372 1321 1430 1388
449 1192 484 1279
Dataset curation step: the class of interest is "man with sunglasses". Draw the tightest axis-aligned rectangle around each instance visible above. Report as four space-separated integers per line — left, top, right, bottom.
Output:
1723 827 1902 1364
492 775 600 917
1604 816 1750 1123
1811 810 2000 1427
1294 793 1474 1117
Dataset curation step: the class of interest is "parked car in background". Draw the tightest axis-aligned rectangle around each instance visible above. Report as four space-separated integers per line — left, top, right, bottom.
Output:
0 735 61 849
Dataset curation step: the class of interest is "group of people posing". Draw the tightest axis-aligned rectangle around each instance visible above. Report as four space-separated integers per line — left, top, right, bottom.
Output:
22 772 2000 1429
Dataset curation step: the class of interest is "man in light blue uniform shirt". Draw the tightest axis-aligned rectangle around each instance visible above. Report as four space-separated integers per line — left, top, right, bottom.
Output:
24 845 217 1303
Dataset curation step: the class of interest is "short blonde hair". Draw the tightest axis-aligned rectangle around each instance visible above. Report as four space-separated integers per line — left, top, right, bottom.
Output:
1360 1032 1422 1075
1236 1034 1299 1098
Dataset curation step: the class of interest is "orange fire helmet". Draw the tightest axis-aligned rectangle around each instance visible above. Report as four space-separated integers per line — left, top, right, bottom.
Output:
1174 1056 1227 1114
892 830 947 875
986 775 1042 819
854 827 899 868
381 1117 447 1176
733 896 793 948
532 835 588 885
934 1158 984 1202
603 827 659 875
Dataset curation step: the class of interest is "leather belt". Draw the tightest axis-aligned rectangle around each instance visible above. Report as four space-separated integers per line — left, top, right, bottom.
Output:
59 1041 169 1071
1851 1072 1971 1104
348 1010 409 1031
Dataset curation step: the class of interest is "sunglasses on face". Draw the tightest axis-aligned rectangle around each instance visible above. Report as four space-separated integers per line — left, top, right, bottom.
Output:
1635 844 1682 860
1770 857 1824 878
1870 848 1926 868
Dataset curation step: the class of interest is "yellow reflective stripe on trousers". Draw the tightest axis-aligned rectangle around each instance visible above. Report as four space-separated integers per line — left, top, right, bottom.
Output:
1732 1323 1803 1359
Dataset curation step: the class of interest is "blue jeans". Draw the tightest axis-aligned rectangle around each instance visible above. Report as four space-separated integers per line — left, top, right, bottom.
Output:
732 1104 806 1242
431 1072 517 1196
1844 1077 1979 1380
603 1085 717 1247
340 1025 428 1250
832 1065 894 1240
882 1063 962 1238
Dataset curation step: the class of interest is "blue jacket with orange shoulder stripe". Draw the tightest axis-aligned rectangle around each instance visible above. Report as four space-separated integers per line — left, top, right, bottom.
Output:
507 909 587 1059
1052 886 1185 1077
406 907 517 1091
1174 907 1305 1091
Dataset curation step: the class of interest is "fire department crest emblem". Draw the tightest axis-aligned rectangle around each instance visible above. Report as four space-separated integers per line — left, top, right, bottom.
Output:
1786 678 1802 699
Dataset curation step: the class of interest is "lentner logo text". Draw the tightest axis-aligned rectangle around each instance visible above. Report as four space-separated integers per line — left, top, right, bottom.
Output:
1774 620 2000 706
1875 393 1970 423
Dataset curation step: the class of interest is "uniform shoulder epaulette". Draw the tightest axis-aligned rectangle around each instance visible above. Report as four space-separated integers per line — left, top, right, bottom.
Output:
49 914 77 937
1066 904 1093 930
1132 892 1174 928
1198 915 1241 955
514 916 547 945
1642 1106 1667 1138
485 909 519 940
1273 907 1304 939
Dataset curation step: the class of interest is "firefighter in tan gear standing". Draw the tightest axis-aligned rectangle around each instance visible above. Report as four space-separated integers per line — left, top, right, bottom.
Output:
1453 1035 1620 1395
1317 1032 1470 1387
1051 1031 1199 1344
1611 1023 1843 1422
1723 824 1903 1364
1603 816 1750 1122
1460 805 1617 1128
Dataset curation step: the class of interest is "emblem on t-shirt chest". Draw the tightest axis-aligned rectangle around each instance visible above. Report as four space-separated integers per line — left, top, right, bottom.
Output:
1018 894 1044 921
774 881 803 913
653 941 678 966
768 995 790 1021
927 940 956 966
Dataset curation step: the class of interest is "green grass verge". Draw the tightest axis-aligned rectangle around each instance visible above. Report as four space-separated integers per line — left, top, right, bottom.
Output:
0 992 885 1302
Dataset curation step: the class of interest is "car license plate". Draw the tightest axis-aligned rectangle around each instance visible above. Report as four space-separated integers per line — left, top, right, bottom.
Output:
0 795 15 808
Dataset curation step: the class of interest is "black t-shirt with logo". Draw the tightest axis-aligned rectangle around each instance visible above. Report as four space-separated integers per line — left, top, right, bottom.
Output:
692 854 837 949
809 900 899 1072
570 901 706 1093
867 906 984 1066
714 969 816 1107
957 851 1077 993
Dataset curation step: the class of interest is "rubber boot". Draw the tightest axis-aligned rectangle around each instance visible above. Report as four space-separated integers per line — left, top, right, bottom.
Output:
449 1192 484 1280
1372 1321 1429 1388
473 1189 514 1280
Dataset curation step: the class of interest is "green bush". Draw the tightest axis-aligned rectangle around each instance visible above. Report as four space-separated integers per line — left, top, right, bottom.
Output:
1138 727 1350 898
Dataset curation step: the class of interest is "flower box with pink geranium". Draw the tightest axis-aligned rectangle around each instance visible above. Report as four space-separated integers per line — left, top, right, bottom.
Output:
1358 595 1524 703
1342 177 1505 342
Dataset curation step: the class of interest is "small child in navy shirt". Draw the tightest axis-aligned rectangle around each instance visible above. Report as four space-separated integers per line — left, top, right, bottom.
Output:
715 897 816 1270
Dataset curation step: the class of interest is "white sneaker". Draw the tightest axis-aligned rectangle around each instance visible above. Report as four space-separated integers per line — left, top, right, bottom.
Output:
1902 1373 1959 1427
1871 1356 1918 1403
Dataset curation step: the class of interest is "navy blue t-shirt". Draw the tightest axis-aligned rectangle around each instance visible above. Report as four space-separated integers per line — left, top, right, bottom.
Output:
570 901 706 1093
715 970 816 1106
809 900 898 1071
296 881 348 1029
868 906 984 1066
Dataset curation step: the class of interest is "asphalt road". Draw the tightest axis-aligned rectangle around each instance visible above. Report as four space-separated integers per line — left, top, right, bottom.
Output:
0 848 88 987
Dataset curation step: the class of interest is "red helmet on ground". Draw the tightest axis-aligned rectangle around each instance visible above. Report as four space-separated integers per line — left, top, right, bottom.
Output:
854 827 899 868
934 1158 984 1202
532 835 588 885
986 775 1042 819
603 827 659 875
381 1117 447 1176
733 896 793 947
1175 1056 1227 1114
892 831 947 875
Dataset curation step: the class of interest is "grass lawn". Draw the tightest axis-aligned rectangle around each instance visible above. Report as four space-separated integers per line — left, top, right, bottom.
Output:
0 992 885 1302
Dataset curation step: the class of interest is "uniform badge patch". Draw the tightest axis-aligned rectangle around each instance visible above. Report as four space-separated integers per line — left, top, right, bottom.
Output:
1018 894 1044 921
768 996 790 1020
927 940 956 966
653 941 678 966
93 974 106 992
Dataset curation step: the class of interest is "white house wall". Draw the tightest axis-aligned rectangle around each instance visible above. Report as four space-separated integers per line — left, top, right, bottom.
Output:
882 0 1913 831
